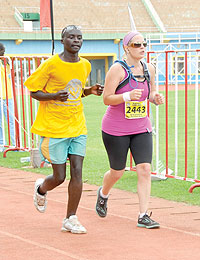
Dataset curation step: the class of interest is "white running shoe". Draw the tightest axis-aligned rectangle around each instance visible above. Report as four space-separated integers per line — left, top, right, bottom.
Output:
33 178 47 213
61 215 87 234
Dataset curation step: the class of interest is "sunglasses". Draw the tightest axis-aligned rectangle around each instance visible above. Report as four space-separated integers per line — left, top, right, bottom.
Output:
129 42 148 48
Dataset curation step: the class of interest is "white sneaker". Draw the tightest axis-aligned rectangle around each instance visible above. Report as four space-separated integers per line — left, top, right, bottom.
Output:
33 178 47 213
61 215 87 234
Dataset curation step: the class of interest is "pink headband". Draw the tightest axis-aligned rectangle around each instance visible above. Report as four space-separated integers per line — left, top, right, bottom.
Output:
123 31 140 46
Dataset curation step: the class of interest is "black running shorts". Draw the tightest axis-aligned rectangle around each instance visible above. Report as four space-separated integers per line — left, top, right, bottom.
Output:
102 131 153 170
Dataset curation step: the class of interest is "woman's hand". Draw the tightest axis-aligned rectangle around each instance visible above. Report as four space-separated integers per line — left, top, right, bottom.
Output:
153 93 165 105
129 89 144 100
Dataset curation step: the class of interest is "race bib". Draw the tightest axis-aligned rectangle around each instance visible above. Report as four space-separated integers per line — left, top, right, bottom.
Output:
125 99 147 119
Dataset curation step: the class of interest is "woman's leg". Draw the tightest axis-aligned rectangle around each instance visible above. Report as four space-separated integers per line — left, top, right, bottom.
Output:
102 168 125 195
101 131 130 195
136 163 151 213
96 168 124 218
131 132 159 228
136 162 160 228
96 132 130 217
130 132 153 214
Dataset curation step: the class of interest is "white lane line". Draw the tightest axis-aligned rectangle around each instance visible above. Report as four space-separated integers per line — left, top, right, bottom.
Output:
0 230 89 260
1 186 200 238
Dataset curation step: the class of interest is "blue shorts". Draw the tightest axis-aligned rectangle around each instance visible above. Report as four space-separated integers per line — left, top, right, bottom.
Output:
39 135 87 164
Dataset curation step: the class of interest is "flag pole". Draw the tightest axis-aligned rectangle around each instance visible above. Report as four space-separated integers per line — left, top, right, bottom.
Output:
128 3 136 31
50 0 55 55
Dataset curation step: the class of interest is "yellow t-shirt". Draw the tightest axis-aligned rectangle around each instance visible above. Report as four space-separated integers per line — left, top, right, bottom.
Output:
24 54 91 138
0 62 13 99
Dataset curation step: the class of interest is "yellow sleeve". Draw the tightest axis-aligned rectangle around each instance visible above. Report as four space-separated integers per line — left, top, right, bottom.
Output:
86 60 91 78
84 59 91 87
24 59 50 92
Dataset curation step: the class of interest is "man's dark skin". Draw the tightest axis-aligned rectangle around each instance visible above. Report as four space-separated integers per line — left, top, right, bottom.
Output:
0 43 9 65
30 27 103 218
0 43 5 56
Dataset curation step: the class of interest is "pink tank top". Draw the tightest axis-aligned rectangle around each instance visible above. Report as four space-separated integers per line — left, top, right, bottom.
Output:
102 70 152 136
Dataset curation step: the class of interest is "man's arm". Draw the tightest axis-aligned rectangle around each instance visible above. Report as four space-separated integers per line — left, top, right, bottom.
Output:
31 90 69 102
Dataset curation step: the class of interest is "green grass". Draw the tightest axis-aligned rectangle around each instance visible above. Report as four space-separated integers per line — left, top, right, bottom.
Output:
0 92 200 206
151 89 200 179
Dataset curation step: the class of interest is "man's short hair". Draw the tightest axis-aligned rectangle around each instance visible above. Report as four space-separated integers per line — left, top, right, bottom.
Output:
0 43 5 50
61 25 82 38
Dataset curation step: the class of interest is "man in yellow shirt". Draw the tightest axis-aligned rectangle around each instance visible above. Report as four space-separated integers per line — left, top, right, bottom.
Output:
0 43 15 151
24 25 103 234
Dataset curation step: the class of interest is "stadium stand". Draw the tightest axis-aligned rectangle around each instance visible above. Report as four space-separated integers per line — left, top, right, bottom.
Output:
0 4 19 30
151 0 200 32
53 0 158 33
0 0 157 33
0 0 199 33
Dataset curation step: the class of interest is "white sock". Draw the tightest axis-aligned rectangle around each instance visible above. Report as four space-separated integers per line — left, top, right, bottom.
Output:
139 212 146 218
100 188 109 199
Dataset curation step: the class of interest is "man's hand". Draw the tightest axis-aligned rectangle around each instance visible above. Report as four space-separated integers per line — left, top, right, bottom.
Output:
91 84 104 96
54 90 69 102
